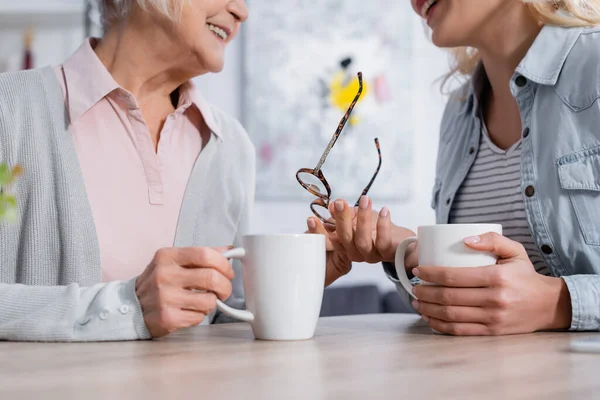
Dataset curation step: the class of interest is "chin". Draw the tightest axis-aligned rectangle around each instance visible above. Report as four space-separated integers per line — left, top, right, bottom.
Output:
207 61 225 73
193 50 225 74
430 29 462 49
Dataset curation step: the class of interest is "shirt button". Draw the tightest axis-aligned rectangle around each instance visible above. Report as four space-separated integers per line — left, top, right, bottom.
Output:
523 127 530 138
119 305 130 314
99 311 109 320
515 75 527 87
525 185 535 197
541 245 553 255
468 147 475 155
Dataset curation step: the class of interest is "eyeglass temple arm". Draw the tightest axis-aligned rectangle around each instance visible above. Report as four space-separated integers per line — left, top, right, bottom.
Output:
313 72 364 173
354 138 382 206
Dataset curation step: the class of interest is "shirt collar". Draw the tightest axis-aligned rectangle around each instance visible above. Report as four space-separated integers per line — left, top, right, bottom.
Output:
61 38 120 122
515 25 583 86
61 38 223 140
465 25 584 116
179 80 223 140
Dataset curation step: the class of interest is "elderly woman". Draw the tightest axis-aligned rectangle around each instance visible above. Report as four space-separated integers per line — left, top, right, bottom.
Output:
0 0 252 341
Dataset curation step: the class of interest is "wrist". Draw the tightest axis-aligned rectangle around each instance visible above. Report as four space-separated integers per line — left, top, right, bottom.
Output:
541 276 572 331
384 226 416 263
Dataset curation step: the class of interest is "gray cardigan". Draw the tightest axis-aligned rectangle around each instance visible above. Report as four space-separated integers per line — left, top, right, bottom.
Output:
0 67 255 341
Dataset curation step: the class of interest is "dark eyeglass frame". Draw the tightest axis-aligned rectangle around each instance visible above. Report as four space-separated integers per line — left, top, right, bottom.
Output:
296 72 382 225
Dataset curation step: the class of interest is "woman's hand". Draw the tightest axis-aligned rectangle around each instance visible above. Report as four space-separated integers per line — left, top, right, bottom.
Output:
306 196 415 286
135 246 235 338
412 232 572 336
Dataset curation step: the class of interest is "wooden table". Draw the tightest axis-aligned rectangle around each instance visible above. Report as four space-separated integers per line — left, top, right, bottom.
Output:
1 314 600 400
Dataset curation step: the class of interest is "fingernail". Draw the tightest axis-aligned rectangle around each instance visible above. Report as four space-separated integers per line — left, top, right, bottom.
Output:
380 206 389 218
328 203 335 214
359 195 369 209
464 235 481 244
411 286 417 295
307 218 316 229
412 300 420 310
335 200 344 212
412 268 420 277
422 315 430 322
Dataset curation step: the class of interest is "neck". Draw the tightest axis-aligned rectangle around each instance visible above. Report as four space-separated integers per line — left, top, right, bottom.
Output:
94 13 201 103
473 4 542 98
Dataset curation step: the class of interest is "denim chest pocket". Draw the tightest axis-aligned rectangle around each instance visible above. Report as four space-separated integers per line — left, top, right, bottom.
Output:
558 146 600 246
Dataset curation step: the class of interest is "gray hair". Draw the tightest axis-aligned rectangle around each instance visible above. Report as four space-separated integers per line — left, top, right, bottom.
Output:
97 0 185 27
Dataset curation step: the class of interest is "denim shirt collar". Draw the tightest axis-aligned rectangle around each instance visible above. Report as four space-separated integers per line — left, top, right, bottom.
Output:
516 24 583 86
465 25 583 117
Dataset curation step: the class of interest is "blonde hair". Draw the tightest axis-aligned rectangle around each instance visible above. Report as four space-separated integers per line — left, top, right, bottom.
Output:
443 0 600 90
97 0 186 27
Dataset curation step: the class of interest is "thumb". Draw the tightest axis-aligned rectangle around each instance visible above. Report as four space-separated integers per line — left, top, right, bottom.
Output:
463 232 527 261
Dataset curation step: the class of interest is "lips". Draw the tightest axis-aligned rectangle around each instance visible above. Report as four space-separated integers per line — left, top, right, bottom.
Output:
207 22 232 37
415 0 427 14
416 0 439 18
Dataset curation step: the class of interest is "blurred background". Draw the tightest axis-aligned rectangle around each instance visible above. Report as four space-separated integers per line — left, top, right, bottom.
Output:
0 0 451 317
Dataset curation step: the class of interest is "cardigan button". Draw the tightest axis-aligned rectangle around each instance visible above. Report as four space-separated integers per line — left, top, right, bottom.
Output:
523 127 530 138
468 147 475 155
99 311 109 320
119 305 130 314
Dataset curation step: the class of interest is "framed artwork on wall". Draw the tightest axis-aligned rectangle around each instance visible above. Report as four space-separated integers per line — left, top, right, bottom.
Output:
243 0 416 202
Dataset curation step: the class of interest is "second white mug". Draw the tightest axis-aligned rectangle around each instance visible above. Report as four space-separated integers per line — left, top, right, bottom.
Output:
394 224 503 299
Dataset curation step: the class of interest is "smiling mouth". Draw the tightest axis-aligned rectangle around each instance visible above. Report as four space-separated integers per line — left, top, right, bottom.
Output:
207 23 229 41
421 0 439 18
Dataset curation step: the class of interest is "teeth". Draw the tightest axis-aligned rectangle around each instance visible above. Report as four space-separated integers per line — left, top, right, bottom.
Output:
208 23 228 40
421 0 438 18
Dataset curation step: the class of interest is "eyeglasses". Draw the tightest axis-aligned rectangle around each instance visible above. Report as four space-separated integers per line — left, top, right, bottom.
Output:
296 72 382 225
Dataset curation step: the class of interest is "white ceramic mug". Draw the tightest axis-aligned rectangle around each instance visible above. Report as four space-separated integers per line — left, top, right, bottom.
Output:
217 234 326 341
394 224 503 299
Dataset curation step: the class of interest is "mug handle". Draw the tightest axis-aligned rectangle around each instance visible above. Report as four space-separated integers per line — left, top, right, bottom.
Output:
215 248 255 322
394 236 418 300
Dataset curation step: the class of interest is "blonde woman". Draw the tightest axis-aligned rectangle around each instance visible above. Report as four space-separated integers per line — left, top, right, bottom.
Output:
0 0 253 341
310 0 600 335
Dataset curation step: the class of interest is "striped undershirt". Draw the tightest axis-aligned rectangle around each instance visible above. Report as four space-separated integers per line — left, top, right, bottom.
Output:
449 122 550 275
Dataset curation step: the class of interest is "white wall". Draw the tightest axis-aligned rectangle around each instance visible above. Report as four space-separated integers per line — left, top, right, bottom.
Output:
195 20 449 292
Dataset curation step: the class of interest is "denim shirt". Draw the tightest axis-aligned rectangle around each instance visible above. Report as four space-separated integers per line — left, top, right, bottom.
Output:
387 25 600 331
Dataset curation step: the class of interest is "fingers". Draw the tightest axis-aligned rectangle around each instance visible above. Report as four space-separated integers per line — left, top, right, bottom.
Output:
414 285 499 307
414 300 492 324
375 206 393 260
355 196 380 261
181 268 233 301
413 265 497 288
306 217 342 252
179 291 219 314
330 199 362 260
463 232 528 261
167 247 235 280
423 316 492 336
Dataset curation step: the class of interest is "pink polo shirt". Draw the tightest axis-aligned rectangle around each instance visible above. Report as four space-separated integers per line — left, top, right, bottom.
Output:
55 39 221 282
